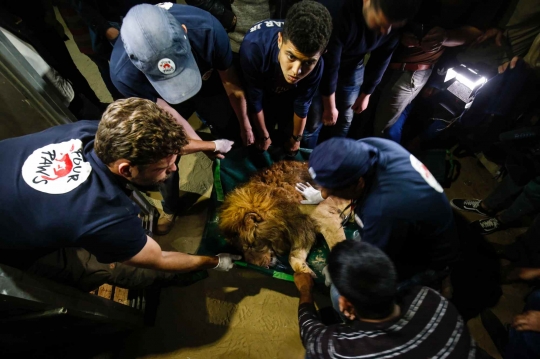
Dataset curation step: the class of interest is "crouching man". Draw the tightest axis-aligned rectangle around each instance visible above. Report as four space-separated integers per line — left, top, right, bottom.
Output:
0 98 239 291
295 240 475 358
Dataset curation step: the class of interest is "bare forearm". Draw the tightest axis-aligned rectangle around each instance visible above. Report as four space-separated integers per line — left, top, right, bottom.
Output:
181 139 216 155
322 94 336 111
251 110 268 138
125 250 218 272
444 26 483 47
227 88 251 131
293 114 307 137
220 68 252 132
156 98 202 140
158 251 219 272
299 290 314 305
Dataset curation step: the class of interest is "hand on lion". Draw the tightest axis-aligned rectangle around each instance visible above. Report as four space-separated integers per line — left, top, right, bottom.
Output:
295 182 324 205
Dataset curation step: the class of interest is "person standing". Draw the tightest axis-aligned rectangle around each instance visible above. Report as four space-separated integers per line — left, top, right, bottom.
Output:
239 1 332 152
316 0 421 142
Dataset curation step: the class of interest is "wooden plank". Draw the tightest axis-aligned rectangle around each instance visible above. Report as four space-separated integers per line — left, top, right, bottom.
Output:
97 284 113 300
113 287 129 306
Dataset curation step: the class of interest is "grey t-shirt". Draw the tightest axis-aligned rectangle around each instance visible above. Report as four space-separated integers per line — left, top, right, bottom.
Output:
229 0 273 53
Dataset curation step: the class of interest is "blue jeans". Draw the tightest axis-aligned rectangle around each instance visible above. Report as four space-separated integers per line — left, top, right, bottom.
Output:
506 289 540 359
301 92 323 149
483 175 540 224
373 69 432 138
161 156 181 215
319 63 365 140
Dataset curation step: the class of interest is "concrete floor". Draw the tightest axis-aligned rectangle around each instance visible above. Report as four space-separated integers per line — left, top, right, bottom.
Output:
57 8 531 359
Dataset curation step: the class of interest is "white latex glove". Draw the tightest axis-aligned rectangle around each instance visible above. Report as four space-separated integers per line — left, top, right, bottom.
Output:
295 182 324 205
213 139 234 154
322 265 332 287
213 253 242 271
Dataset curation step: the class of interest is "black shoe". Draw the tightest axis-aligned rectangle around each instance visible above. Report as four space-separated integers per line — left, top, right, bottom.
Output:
480 309 508 356
450 199 492 216
470 218 507 235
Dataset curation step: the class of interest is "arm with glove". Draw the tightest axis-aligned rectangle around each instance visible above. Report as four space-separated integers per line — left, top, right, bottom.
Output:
124 235 241 272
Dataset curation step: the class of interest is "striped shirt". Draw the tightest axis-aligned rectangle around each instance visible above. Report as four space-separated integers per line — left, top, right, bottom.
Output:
299 286 475 359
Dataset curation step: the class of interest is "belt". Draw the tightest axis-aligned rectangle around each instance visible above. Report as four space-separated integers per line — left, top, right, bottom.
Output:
388 63 434 71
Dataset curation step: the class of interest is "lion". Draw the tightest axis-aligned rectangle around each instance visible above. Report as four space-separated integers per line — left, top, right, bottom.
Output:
219 161 348 277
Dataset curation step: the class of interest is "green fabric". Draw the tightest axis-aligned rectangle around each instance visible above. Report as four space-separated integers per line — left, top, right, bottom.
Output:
198 146 359 284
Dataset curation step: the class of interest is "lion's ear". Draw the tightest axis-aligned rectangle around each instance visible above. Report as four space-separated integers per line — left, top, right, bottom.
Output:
244 212 262 227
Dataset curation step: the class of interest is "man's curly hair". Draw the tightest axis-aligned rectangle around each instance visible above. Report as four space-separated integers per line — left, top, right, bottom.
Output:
94 98 188 166
283 1 332 55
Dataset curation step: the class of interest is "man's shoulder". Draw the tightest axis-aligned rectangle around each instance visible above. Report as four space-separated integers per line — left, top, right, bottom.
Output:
169 3 222 32
243 20 282 51
246 20 284 36
110 37 138 80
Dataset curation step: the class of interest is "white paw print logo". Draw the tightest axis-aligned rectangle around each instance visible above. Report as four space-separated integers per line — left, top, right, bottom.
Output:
158 58 176 75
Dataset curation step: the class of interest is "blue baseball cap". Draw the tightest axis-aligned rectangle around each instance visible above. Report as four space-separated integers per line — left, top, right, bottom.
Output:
308 138 379 189
121 4 201 104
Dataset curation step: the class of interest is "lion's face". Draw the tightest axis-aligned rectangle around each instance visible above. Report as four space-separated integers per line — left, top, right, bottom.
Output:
243 248 278 268
227 216 292 268
219 162 319 272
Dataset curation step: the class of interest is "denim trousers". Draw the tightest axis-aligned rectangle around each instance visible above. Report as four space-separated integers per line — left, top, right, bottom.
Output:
373 69 433 138
160 156 182 215
318 63 365 141
301 92 323 149
483 175 540 224
506 289 540 359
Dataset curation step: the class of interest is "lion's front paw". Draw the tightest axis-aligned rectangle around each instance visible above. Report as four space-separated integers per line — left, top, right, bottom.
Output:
292 261 317 278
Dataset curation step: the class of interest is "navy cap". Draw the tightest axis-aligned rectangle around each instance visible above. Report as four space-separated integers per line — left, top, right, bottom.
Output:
308 138 379 189
121 4 201 104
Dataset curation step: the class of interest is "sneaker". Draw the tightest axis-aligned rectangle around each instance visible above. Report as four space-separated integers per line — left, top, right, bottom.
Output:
155 212 176 235
450 199 492 216
470 217 506 235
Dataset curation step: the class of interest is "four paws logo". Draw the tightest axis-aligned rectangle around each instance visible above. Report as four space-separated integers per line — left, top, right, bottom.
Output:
22 139 92 194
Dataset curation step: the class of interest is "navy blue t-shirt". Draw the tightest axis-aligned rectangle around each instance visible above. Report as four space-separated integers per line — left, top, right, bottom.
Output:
0 121 147 263
110 4 233 102
239 20 323 118
357 138 458 270
320 0 399 96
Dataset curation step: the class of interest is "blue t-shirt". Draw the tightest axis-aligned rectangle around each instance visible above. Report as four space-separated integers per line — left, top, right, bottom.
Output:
239 20 323 118
0 121 147 263
357 138 458 270
110 4 233 102
320 0 399 96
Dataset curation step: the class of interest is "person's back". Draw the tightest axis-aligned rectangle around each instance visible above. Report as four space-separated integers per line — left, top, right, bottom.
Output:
296 241 474 359
0 120 146 265
300 286 474 358
308 137 459 279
